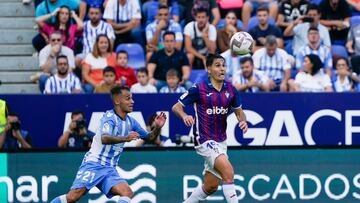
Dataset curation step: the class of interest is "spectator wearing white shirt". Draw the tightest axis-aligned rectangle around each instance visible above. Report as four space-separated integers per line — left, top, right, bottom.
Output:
296 26 332 76
184 5 216 69
252 35 291 91
104 0 142 47
289 54 333 92
130 68 157 93
44 55 82 94
233 57 271 92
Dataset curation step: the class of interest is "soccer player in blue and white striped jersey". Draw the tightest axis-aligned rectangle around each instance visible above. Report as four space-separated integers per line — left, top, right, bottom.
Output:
50 85 167 203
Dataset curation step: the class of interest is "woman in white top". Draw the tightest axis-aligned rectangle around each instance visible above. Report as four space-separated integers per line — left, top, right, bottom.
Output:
332 57 360 92
289 54 333 92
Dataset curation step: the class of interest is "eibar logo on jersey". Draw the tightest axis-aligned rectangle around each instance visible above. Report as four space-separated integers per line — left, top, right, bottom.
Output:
225 91 230 99
206 106 228 115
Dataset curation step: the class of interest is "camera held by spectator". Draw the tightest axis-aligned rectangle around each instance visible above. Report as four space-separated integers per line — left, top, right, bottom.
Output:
58 110 95 149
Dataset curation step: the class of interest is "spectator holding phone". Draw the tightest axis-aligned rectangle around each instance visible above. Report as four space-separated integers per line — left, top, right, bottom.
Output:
284 4 331 55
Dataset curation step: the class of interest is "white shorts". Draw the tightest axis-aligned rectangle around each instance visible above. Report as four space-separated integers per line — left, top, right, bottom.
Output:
195 140 228 179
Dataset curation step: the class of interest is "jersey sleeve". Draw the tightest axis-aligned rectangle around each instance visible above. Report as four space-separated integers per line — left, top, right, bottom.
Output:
178 84 200 106
99 114 116 136
130 117 149 139
231 85 242 109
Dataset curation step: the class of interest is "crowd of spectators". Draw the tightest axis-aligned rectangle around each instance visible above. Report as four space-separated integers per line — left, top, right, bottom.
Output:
28 0 360 94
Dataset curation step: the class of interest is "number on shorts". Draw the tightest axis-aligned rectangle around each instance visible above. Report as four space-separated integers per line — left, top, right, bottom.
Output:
77 170 96 183
206 141 220 153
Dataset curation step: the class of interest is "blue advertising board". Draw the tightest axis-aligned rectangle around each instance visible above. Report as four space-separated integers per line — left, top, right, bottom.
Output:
1 93 360 148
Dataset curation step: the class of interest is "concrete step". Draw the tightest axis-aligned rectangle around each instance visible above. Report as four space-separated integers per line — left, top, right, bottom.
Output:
0 17 35 29
0 83 40 94
0 71 36 83
0 45 35 56
0 2 35 17
0 29 37 44
0 56 38 71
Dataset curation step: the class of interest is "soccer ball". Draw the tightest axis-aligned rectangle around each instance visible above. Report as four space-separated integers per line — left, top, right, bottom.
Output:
229 31 254 56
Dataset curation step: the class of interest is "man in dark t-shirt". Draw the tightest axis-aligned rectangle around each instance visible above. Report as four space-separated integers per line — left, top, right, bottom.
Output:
277 0 309 32
148 31 191 90
249 6 283 51
320 0 351 43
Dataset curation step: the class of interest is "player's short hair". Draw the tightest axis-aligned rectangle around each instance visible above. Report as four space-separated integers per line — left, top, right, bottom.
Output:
163 31 175 40
111 85 130 96
137 68 148 75
103 66 116 75
71 110 85 119
240 57 254 66
206 54 225 68
166 69 179 78
256 6 269 14
158 4 169 10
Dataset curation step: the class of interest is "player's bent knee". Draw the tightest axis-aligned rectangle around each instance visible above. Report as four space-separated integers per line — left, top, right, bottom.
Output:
204 183 219 194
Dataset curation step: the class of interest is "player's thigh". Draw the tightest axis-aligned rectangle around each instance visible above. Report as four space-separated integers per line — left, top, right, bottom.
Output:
203 171 221 194
214 154 234 182
66 188 87 203
110 182 133 198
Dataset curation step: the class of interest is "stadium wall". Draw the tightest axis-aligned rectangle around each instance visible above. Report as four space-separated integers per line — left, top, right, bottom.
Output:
2 93 360 148
0 149 360 202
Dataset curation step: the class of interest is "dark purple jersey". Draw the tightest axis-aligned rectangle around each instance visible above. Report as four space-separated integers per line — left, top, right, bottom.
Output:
178 78 242 145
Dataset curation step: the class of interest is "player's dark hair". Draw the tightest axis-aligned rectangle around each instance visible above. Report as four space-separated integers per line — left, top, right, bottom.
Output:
163 31 175 40
166 69 179 79
71 110 85 119
137 68 148 75
111 85 130 96
305 54 323 75
56 55 68 64
7 112 19 118
256 5 269 13
206 54 225 68
103 66 116 75
307 4 320 14
116 50 128 58
240 57 254 66
308 26 319 33
158 4 169 10
192 0 209 17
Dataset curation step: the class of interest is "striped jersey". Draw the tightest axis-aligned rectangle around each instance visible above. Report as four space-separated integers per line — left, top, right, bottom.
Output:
83 110 148 167
44 73 81 94
296 44 333 70
178 78 242 145
82 20 115 54
159 85 186 93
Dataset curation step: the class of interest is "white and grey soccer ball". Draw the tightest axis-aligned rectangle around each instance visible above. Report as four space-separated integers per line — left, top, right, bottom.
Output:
229 31 254 56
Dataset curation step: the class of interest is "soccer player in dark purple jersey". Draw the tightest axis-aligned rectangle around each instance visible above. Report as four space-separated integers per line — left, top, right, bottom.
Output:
172 54 248 203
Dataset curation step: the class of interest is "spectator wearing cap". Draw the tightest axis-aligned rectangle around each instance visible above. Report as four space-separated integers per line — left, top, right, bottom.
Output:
252 35 291 91
145 4 183 62
248 6 283 51
184 4 216 69
103 0 143 47
148 31 191 90
296 27 333 76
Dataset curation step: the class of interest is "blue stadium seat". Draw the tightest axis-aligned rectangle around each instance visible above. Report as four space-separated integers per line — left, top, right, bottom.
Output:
247 16 276 31
217 19 244 30
116 43 145 69
351 16 360 26
310 0 322 5
331 45 348 58
189 69 207 83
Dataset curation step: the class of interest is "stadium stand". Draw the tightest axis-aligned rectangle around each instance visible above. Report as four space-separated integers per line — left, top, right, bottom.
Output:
116 43 146 70
0 0 39 93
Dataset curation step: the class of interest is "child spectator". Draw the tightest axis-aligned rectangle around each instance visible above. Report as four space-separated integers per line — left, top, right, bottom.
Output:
114 51 137 87
130 68 157 93
159 69 186 93
332 57 360 92
94 66 117 93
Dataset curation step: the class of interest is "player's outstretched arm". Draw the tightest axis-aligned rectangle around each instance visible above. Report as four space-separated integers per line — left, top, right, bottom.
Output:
172 102 194 127
147 112 167 140
101 131 139 144
234 108 248 134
